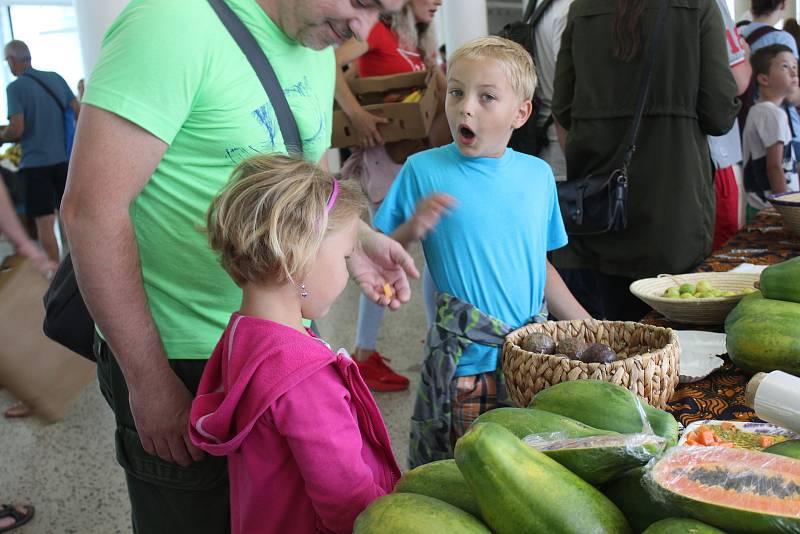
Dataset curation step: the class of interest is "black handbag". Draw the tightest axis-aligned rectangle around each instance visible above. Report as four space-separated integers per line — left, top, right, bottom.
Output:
557 0 668 235
42 0 303 361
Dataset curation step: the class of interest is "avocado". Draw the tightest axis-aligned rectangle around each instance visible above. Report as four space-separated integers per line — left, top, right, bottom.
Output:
519 332 556 354
554 337 588 360
580 343 618 364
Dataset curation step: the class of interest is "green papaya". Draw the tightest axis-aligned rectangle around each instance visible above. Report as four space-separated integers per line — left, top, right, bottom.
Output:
601 468 673 533
642 518 725 534
394 459 480 517
530 380 680 447
725 292 800 375
471 407 617 439
353 493 491 533
763 439 800 460
455 422 632 534
760 257 800 304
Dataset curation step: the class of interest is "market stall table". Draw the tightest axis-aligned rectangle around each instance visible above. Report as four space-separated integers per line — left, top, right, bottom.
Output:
641 209 800 426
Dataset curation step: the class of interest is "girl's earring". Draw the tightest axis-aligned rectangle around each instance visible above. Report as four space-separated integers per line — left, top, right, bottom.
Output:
299 283 309 299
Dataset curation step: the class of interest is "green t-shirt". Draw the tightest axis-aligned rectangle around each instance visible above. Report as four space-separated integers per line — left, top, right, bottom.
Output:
83 0 334 359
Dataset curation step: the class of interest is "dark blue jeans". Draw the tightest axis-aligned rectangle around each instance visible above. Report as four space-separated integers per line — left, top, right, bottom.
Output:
95 336 230 534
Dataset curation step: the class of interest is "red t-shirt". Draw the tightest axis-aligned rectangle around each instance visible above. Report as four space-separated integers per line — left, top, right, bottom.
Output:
358 21 426 77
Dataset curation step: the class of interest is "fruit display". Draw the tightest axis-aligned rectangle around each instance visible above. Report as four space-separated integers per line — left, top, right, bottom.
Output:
725 291 800 376
659 279 755 299
357 375 799 534
353 492 491 533
530 380 680 447
455 422 632 534
394 459 480 517
645 446 800 533
759 257 800 304
642 518 725 534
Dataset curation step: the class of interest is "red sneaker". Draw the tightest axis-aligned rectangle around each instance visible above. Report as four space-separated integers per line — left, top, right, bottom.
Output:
356 352 410 392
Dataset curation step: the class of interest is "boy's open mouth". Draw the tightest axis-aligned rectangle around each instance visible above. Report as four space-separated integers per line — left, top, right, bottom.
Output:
458 124 477 145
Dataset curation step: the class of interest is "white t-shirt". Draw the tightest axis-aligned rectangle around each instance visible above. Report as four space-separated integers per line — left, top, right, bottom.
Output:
742 101 798 208
534 0 573 181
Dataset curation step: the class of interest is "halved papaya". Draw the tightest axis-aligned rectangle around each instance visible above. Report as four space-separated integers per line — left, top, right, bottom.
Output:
646 446 800 533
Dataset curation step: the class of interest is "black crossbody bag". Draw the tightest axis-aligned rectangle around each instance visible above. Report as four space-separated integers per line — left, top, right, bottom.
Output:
43 0 303 360
557 0 668 235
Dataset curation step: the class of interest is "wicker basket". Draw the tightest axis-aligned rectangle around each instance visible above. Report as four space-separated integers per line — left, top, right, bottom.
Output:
629 272 760 326
769 191 800 236
503 320 680 409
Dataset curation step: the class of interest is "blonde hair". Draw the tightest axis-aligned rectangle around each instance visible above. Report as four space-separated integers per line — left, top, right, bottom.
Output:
207 154 367 287
448 36 537 102
389 7 438 68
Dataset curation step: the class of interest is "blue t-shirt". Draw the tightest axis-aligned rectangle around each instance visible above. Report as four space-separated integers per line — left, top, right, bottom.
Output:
6 67 74 168
374 143 568 376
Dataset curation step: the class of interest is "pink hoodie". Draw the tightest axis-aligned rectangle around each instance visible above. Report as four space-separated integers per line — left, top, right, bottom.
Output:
189 314 401 534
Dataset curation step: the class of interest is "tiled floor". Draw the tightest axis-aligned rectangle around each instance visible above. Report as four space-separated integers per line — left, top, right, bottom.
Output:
0 245 428 533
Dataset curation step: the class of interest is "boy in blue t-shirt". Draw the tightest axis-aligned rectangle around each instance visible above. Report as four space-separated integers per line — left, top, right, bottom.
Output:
374 36 590 467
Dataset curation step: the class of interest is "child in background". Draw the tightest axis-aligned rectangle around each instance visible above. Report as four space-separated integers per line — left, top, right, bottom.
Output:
189 155 400 534
742 44 799 219
374 36 590 468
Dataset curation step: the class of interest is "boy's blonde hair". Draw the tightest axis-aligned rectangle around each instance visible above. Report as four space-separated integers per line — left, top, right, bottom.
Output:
207 154 366 287
448 36 537 102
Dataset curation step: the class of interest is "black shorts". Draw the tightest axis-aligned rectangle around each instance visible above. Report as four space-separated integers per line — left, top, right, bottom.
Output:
19 161 68 218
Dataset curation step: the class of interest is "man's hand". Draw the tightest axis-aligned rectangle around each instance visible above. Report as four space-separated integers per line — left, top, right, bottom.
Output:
16 240 57 279
348 222 420 309
409 193 456 241
128 368 204 467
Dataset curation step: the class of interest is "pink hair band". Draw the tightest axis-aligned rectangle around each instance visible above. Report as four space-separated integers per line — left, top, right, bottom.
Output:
326 179 340 214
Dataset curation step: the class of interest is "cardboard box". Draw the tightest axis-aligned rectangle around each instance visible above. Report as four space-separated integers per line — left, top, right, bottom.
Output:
331 69 440 148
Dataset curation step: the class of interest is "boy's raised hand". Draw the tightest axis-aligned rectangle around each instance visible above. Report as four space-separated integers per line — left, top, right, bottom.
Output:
411 193 456 240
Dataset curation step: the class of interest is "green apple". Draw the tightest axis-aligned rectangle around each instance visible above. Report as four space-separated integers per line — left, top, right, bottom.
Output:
695 280 713 293
722 291 737 297
679 292 696 299
663 287 680 298
679 283 695 294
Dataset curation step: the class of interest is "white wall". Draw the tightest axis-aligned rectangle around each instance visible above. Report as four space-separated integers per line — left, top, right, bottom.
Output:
74 0 126 77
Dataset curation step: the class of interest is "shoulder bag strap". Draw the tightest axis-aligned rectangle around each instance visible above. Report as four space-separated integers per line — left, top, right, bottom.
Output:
621 0 669 171
22 73 66 112
745 25 778 46
206 0 303 156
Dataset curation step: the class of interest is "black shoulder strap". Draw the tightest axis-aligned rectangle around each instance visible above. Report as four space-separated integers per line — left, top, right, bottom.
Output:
206 0 303 156
23 73 66 113
745 24 778 46
523 0 558 27
622 0 669 170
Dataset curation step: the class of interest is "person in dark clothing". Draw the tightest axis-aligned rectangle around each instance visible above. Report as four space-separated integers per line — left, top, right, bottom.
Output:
552 0 740 320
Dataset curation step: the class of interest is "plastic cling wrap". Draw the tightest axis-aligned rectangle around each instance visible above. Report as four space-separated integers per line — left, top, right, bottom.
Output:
644 446 800 534
522 432 666 485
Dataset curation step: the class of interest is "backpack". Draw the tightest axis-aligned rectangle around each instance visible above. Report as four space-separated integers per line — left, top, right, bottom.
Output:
497 0 557 156
736 23 779 136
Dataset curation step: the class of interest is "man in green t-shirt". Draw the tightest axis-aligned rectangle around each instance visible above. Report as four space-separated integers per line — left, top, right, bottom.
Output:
61 0 408 532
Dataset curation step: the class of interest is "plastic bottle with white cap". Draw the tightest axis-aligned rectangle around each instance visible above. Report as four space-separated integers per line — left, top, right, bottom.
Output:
745 370 800 434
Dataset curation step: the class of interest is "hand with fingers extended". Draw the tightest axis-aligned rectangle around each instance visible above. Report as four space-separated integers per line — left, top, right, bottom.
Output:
410 193 456 241
348 222 420 309
128 370 205 467
349 106 389 148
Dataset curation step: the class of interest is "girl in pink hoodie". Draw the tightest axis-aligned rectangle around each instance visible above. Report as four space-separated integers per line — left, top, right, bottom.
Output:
189 155 401 534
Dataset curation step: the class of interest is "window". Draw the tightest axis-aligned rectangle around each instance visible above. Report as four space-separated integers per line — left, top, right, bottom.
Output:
0 3 83 121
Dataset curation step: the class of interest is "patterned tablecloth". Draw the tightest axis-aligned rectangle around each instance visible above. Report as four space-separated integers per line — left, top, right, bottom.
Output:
641 209 800 427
